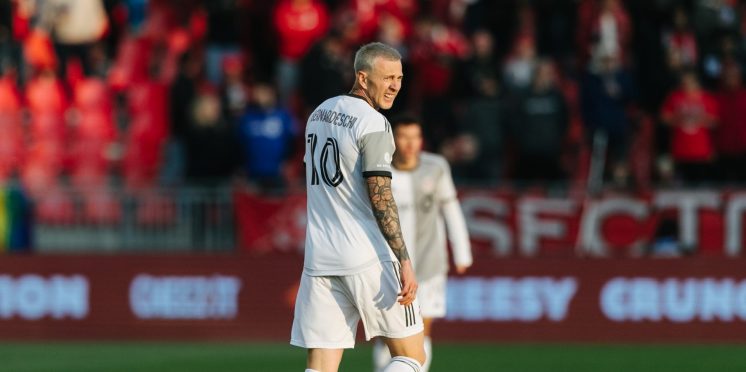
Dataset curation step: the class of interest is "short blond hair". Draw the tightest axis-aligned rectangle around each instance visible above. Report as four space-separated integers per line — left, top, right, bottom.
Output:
353 42 402 73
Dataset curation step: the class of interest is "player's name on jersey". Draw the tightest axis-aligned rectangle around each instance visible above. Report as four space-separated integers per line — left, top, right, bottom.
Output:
309 109 359 129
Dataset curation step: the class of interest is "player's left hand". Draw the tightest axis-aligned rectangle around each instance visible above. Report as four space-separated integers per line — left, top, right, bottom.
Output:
398 260 418 306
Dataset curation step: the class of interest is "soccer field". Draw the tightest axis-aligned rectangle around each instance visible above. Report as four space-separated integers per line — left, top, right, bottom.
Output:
0 342 745 372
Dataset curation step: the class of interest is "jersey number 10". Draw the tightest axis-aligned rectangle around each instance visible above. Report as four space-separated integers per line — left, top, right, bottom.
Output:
307 134 344 187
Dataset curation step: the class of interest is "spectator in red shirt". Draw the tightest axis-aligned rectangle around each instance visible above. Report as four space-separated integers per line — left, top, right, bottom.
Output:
273 0 329 106
714 61 746 183
661 70 719 184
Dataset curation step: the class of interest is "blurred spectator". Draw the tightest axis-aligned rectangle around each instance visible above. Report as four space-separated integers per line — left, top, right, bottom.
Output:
273 0 329 106
502 35 538 94
662 6 698 69
661 70 719 184
455 29 505 182
701 33 745 87
693 0 740 50
237 82 297 189
38 0 109 78
219 54 248 121
580 51 636 184
410 16 469 149
533 0 576 63
123 0 148 35
183 89 241 185
165 52 204 185
345 0 380 43
204 0 244 85
0 0 22 79
577 0 631 68
377 11 409 58
170 52 201 144
299 31 349 112
509 60 568 183
714 62 746 183
457 29 500 99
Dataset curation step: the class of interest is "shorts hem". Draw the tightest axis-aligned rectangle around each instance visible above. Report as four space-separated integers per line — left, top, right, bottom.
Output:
365 324 424 341
290 339 355 349
420 311 446 319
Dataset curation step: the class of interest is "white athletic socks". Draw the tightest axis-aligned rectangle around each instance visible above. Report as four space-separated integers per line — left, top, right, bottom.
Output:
383 356 422 372
422 336 432 372
373 338 391 372
304 369 320 372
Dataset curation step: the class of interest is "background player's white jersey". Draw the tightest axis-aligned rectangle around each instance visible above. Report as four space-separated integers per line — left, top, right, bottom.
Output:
303 94 397 276
391 152 472 281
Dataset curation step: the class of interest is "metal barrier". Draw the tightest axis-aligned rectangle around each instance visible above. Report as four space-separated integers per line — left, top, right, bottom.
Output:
33 187 235 252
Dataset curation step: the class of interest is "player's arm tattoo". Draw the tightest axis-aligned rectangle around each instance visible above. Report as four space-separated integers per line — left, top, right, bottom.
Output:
366 175 410 262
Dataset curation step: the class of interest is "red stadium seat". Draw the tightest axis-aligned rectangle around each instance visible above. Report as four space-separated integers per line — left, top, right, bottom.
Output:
76 110 116 141
26 75 68 114
74 78 112 112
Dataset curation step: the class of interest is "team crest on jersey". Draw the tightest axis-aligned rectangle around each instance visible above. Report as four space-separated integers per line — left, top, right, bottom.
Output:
421 177 436 194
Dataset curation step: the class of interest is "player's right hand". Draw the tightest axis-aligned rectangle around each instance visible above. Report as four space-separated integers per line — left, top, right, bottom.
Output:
398 260 418 306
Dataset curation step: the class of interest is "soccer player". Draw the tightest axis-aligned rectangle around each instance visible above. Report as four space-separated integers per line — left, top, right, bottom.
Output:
290 42 426 372
373 115 473 372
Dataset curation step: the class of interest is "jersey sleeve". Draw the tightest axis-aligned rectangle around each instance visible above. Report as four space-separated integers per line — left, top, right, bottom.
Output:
436 159 458 203
358 117 395 178
436 158 473 267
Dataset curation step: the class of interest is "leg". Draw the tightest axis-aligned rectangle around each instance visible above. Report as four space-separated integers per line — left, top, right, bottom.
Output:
351 262 425 371
290 274 359 370
416 275 447 372
382 331 426 366
307 348 344 372
373 337 391 372
421 318 434 372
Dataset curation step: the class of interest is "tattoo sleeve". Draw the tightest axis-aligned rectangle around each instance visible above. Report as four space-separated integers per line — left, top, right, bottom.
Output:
366 175 410 262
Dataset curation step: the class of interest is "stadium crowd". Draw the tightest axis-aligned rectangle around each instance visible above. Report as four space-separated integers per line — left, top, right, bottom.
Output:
0 0 746 197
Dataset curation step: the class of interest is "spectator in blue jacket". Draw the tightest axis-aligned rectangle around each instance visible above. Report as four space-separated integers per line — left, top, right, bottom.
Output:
238 81 298 189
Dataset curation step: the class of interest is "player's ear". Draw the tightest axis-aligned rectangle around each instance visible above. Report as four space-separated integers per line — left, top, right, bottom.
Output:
358 71 368 89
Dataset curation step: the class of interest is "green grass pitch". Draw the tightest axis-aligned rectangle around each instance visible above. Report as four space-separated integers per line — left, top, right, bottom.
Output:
0 342 745 371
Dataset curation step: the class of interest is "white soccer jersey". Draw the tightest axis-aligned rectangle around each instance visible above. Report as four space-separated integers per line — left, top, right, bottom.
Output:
303 94 397 276
391 152 472 281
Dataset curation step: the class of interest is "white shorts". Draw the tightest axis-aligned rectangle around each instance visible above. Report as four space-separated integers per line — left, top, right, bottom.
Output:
418 275 447 318
290 261 423 349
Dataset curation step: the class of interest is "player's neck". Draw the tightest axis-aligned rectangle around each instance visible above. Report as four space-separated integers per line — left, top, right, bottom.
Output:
349 86 377 110
393 156 418 171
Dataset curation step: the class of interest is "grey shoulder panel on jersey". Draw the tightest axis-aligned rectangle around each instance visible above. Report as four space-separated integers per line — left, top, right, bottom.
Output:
420 152 450 170
359 131 395 178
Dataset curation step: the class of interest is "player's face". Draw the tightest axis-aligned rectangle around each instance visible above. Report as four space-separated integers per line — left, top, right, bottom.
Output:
362 57 403 110
393 123 423 162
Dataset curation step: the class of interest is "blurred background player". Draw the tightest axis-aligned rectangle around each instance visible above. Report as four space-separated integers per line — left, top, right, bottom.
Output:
290 42 425 372
373 114 473 372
